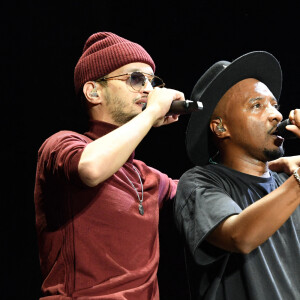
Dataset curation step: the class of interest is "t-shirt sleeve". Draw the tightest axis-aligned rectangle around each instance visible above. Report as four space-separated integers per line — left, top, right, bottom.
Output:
149 166 178 208
37 131 90 186
174 167 242 265
134 161 178 208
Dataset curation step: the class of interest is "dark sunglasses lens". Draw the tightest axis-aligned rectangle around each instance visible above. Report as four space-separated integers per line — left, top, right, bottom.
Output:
151 77 164 88
130 72 145 90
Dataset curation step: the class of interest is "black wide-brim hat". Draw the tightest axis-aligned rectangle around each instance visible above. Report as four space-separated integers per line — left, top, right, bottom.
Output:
186 51 282 166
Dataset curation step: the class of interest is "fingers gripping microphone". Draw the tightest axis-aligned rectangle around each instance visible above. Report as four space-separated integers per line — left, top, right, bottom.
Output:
277 119 298 139
142 100 203 115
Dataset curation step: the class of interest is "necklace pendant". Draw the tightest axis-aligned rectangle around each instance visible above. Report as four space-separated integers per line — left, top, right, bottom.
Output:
139 204 144 216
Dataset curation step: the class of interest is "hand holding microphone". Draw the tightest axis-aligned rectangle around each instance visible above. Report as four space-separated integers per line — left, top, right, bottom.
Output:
142 87 203 127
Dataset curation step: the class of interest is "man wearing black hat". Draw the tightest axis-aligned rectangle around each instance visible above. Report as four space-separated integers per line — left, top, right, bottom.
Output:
174 51 300 299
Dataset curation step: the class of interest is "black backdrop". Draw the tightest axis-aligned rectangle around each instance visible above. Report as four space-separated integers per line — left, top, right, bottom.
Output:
2 1 299 299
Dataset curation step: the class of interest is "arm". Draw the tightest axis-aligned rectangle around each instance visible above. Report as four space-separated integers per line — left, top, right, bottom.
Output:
78 87 184 187
206 173 300 254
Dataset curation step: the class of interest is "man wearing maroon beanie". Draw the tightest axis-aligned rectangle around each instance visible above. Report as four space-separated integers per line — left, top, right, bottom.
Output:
34 32 184 299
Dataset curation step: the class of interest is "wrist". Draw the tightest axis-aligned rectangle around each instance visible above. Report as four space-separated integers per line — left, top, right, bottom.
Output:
293 167 300 187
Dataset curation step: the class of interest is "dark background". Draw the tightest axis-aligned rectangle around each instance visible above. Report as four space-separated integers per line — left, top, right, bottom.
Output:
2 1 299 299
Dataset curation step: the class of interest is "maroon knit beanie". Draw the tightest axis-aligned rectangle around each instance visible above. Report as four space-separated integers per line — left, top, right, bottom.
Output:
74 32 156 95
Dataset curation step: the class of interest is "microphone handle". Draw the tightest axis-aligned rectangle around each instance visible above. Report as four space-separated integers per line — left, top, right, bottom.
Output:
142 100 203 115
166 100 203 116
277 119 298 139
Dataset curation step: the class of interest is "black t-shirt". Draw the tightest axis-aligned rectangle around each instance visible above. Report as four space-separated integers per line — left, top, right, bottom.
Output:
174 163 300 300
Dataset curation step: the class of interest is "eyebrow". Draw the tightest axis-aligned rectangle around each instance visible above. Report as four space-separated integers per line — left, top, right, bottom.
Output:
249 97 263 103
249 96 277 103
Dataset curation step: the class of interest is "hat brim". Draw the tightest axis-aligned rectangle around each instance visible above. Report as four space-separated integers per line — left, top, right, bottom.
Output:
186 51 282 166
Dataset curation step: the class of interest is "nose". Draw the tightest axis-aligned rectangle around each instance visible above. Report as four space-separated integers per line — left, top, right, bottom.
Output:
268 104 283 123
141 79 153 94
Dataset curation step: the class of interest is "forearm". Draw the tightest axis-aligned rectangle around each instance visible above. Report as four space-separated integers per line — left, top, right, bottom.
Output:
78 87 184 187
78 109 157 187
207 173 300 253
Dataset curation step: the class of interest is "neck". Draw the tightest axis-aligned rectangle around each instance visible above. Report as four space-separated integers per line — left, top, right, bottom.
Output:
219 150 269 177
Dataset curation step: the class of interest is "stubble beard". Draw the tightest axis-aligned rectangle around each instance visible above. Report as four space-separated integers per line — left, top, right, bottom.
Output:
105 91 139 125
263 145 285 161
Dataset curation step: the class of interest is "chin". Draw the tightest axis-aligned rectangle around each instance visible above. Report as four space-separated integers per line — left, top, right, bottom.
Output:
111 111 139 125
263 146 285 161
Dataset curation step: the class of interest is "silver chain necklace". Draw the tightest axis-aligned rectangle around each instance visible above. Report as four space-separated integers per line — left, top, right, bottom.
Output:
123 165 144 215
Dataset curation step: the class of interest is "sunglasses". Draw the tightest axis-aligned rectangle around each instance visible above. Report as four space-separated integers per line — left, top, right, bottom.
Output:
96 71 165 91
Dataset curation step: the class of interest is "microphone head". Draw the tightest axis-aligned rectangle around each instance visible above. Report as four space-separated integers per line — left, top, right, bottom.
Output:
277 119 297 139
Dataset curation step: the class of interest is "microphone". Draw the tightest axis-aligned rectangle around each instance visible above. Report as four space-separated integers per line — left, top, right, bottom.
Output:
142 100 203 115
276 119 298 139
166 100 203 116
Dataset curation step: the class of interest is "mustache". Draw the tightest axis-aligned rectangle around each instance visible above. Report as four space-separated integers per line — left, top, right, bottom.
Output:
267 124 279 135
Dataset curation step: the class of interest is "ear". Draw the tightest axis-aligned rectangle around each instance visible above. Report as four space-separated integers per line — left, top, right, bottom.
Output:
83 81 103 105
210 117 230 138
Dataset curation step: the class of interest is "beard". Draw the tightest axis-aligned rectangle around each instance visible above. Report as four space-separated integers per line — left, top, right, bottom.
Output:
263 145 285 161
104 90 139 125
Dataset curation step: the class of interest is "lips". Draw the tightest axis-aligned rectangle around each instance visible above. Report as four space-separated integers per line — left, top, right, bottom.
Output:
135 97 147 105
135 98 147 111
274 136 284 147
269 126 285 146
